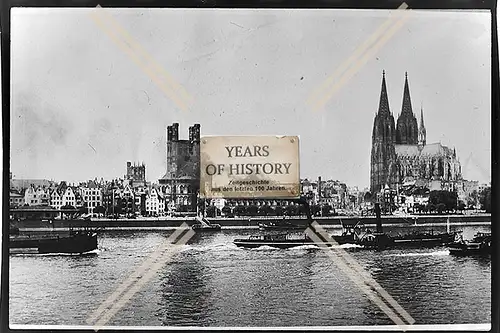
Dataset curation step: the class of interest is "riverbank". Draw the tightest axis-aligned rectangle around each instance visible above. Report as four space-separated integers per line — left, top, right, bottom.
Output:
12 214 491 230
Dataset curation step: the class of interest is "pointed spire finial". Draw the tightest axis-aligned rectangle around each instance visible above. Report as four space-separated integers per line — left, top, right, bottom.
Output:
377 70 390 115
401 71 413 116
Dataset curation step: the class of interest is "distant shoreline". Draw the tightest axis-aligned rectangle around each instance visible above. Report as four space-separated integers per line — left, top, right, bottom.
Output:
18 221 491 233
12 214 491 231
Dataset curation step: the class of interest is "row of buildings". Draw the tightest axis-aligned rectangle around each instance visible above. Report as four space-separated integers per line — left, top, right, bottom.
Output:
10 179 167 217
10 169 485 217
9 172 356 217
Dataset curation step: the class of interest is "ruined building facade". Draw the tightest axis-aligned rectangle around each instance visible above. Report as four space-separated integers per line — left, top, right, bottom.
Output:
370 72 462 193
159 123 201 212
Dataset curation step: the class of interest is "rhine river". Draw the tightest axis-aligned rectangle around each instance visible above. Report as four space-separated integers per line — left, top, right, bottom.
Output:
10 224 491 327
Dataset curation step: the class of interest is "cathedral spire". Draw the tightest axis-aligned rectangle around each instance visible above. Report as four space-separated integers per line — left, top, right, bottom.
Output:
377 70 390 115
401 71 413 115
418 106 427 145
396 72 419 144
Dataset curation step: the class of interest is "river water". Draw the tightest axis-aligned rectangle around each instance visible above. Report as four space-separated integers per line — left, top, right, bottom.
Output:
9 224 491 327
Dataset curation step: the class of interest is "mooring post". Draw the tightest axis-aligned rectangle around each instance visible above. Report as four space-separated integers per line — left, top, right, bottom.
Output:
375 202 383 234
295 196 313 228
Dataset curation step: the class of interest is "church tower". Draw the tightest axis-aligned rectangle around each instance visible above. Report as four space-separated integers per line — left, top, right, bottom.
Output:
396 72 419 144
418 106 427 146
370 71 398 193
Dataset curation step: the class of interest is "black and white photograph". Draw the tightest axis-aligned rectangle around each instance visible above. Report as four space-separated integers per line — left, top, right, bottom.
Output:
8 5 492 330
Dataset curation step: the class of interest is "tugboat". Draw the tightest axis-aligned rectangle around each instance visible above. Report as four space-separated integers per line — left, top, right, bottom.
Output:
448 232 491 256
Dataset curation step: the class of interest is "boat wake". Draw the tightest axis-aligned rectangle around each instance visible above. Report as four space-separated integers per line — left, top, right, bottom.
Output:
10 249 101 257
250 245 280 251
339 243 363 249
387 250 450 257
174 242 364 253
178 243 238 253
288 244 319 250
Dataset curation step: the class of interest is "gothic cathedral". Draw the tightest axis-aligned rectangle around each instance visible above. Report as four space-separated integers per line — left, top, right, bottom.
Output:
370 71 462 193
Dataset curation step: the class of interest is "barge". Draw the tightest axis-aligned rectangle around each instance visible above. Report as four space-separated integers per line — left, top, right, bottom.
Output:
10 227 98 254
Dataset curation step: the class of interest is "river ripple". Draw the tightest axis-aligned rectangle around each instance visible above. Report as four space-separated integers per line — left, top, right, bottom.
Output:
9 225 491 327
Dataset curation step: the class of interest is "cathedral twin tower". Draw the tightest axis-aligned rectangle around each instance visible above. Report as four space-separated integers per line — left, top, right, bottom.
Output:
370 71 461 193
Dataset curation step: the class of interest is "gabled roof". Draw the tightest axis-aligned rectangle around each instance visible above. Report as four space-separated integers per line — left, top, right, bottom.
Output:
395 144 419 156
301 179 311 186
420 143 453 156
395 143 455 158
87 180 99 188
10 179 53 190
63 187 74 195
50 189 62 197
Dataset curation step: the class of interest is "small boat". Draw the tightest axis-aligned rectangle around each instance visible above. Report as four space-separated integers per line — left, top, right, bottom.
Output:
191 216 221 231
10 227 98 254
258 218 308 231
234 233 315 249
448 232 491 256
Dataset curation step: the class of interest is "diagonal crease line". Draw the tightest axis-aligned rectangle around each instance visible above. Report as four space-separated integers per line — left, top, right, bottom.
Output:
308 2 408 107
89 6 193 111
463 153 490 182
91 228 196 330
91 5 193 106
312 10 411 112
304 228 409 329
310 221 415 325
308 231 408 327
89 13 189 111
86 225 188 323
86 224 192 325
305 224 415 328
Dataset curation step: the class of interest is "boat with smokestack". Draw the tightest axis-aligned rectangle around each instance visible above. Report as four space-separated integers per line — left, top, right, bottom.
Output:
234 200 458 250
234 198 385 249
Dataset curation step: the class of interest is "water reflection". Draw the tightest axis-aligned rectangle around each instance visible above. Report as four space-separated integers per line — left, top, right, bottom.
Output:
10 226 491 327
156 247 213 325
363 247 491 324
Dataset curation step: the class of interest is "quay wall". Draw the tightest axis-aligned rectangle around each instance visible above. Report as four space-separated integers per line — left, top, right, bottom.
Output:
13 214 492 230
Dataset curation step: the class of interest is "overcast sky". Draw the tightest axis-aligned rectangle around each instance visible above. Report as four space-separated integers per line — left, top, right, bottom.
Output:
10 8 491 189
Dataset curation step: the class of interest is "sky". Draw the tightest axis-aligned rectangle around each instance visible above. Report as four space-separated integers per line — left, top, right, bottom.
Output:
10 8 491 189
